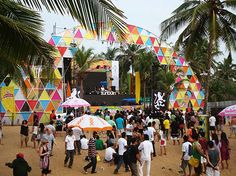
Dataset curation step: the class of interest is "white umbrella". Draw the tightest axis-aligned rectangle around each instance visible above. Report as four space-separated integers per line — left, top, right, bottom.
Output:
67 114 112 131
61 97 90 108
218 104 236 117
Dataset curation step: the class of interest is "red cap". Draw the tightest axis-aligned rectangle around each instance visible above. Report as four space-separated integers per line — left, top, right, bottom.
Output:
16 153 24 158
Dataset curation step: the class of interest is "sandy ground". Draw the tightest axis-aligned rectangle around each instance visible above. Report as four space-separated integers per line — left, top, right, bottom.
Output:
0 126 235 176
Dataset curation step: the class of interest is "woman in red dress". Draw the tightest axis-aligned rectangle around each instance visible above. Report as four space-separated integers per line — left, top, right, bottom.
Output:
220 132 230 169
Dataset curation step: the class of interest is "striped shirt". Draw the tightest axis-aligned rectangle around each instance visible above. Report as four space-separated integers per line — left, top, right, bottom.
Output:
88 138 96 157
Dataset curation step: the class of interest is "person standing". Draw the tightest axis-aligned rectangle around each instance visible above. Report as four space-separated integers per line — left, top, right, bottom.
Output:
5 153 31 176
115 115 125 135
31 120 39 148
72 127 83 155
163 117 170 140
147 122 157 157
209 115 216 135
64 129 76 168
114 132 129 174
44 129 55 156
50 110 56 121
83 132 97 174
20 120 29 148
39 138 51 176
206 141 221 176
220 132 230 169
181 135 192 176
33 111 39 123
138 134 153 176
128 138 140 176
126 119 134 145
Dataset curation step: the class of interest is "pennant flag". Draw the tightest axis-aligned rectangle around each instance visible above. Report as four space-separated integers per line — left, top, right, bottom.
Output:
57 47 67 56
40 100 50 110
48 38 55 46
74 29 83 38
15 100 25 111
66 82 71 98
46 101 55 112
52 36 62 46
39 90 50 100
52 90 62 101
28 100 38 110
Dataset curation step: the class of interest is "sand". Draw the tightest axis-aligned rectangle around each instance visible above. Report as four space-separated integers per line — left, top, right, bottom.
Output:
0 126 235 176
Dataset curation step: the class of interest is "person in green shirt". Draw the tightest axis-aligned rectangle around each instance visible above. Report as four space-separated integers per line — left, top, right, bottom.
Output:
95 136 105 150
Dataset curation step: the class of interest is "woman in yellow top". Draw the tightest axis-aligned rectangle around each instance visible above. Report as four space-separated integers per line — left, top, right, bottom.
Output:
163 116 170 140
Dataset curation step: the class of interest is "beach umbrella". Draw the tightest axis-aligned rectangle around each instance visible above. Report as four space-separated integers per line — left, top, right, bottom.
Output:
61 97 90 108
218 104 236 117
67 114 112 131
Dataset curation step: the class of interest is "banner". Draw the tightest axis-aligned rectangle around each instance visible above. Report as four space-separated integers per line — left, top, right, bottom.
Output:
1 87 15 113
153 91 167 110
135 72 141 104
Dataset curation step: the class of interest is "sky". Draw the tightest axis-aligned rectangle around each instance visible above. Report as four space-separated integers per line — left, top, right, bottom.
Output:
41 0 233 61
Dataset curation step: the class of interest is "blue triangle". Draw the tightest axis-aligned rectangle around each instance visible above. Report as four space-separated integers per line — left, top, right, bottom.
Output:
45 82 55 89
186 67 192 75
21 113 30 120
169 93 175 100
197 99 202 105
40 100 50 110
0 82 6 87
137 27 143 34
69 47 78 56
145 38 152 46
200 91 205 98
57 106 63 113
157 48 164 56
52 36 62 46
187 91 192 97
0 101 6 112
175 59 182 66
14 89 19 96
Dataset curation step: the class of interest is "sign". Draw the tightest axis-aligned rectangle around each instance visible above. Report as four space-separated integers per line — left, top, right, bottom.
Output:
101 91 117 96
1 86 15 113
153 91 166 110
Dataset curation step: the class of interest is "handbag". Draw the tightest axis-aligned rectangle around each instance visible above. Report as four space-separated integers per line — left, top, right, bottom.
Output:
188 156 199 168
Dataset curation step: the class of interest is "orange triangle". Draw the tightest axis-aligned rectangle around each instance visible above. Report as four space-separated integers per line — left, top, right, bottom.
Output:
24 79 32 89
132 27 139 35
162 47 167 54
46 101 55 112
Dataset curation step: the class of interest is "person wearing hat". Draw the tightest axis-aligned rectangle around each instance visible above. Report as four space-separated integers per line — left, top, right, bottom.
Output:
6 153 31 176
39 138 51 176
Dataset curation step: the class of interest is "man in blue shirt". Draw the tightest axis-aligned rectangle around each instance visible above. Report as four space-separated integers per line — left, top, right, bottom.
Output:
115 116 125 134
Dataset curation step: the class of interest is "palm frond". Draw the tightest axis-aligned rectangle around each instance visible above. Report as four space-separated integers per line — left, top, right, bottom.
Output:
16 0 127 38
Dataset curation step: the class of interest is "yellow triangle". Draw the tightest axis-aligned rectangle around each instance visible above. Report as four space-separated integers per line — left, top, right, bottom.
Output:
85 31 96 40
131 34 139 43
39 90 50 100
190 99 196 105
176 92 183 99
153 39 159 47
40 113 50 123
190 83 196 89
53 69 62 79
63 37 72 46
197 93 202 99
141 35 148 44
165 48 172 57
180 91 186 98
9 81 18 88
63 30 73 38
161 58 167 65
103 31 110 39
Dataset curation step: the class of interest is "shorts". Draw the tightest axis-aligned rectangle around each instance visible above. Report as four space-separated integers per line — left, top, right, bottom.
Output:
117 129 124 135
209 126 215 131
31 134 37 141
56 126 63 131
206 167 220 176
21 135 29 142
180 160 189 170
160 139 166 146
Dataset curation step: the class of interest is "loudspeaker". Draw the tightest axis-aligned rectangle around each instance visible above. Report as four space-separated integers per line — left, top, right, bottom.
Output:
111 86 116 91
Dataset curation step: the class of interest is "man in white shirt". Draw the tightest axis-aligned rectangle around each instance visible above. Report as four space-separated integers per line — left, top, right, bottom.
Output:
147 122 156 157
80 135 89 150
138 134 153 176
181 135 192 176
64 129 76 168
114 132 129 174
209 115 216 134
126 119 134 145
105 144 116 162
72 127 83 155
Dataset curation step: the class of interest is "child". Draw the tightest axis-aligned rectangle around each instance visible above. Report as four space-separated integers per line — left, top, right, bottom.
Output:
159 124 167 156
64 129 76 168
181 135 192 176
220 132 230 169
31 120 39 148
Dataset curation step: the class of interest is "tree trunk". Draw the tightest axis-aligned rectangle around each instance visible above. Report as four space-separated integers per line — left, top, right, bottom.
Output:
80 79 84 99
204 37 213 114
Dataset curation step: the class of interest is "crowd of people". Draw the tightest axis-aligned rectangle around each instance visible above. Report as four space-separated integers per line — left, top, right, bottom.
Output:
1 108 235 176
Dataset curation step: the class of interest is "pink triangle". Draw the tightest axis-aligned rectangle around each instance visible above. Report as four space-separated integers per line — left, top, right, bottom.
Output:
52 90 61 100
74 29 83 38
158 56 164 62
196 83 201 90
107 32 115 42
179 57 185 64
176 76 182 83
48 38 55 46
16 100 25 111
37 112 43 120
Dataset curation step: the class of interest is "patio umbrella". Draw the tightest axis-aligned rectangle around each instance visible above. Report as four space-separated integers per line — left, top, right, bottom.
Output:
67 114 112 131
61 97 90 108
218 104 236 117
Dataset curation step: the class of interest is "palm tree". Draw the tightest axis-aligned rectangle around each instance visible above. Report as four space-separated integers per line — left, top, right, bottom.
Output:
100 47 120 60
1 0 126 85
118 44 145 95
73 46 101 98
0 0 54 85
161 0 236 113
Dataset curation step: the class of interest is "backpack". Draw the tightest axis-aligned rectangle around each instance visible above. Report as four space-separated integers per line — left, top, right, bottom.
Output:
188 144 193 156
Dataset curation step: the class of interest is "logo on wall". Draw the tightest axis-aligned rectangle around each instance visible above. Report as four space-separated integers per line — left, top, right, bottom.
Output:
153 92 166 110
